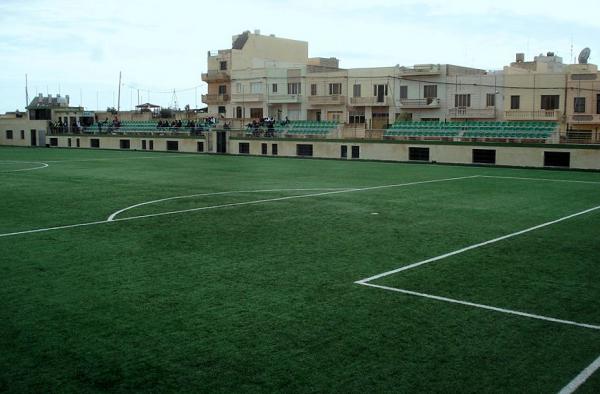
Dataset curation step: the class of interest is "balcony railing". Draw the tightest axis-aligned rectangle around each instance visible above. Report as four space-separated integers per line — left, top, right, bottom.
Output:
568 114 600 124
308 95 346 105
504 110 560 120
267 94 302 104
448 107 496 118
349 96 392 106
201 94 230 104
400 98 441 109
230 93 264 102
201 71 230 82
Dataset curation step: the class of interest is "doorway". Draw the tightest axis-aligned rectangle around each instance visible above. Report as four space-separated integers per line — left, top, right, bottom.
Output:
30 130 37 146
217 131 227 153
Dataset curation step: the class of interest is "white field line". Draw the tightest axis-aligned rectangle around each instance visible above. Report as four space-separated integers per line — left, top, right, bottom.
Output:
44 155 198 163
479 175 600 185
358 282 600 331
106 188 353 221
558 354 600 394
356 204 600 284
0 161 49 173
0 175 478 239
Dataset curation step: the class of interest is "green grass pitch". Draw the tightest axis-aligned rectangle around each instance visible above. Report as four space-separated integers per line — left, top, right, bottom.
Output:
1 146 600 392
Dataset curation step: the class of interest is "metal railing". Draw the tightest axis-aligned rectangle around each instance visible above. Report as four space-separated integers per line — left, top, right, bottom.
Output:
307 95 346 105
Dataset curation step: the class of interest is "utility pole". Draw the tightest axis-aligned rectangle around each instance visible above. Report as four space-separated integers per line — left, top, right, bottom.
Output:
25 74 29 109
117 71 122 113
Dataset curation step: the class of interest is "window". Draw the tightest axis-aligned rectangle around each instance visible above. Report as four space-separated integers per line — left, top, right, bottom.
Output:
400 86 408 99
197 141 204 152
351 146 360 159
261 143 267 155
510 95 520 110
287 82 301 95
597 95 600 114
353 84 361 97
486 93 495 107
90 138 100 148
49 137 58 146
166 141 179 151
272 83 277 93
218 106 226 114
349 112 365 124
5 130 13 139
544 151 570 167
272 144 278 155
424 85 437 98
218 85 227 94
250 82 262 94
310 84 317 96
296 144 313 157
409 147 430 161
220 61 227 70
574 97 586 113
236 83 242 93
329 83 342 95
472 149 496 164
238 142 250 154
119 139 130 149
341 145 347 158
541 95 559 110
20 130 25 139
455 94 471 108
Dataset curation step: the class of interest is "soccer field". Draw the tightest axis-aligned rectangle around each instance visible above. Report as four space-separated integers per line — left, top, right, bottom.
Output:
1 146 600 393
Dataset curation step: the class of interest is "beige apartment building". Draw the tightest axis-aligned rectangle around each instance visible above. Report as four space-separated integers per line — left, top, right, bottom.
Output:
565 62 600 143
201 31 506 129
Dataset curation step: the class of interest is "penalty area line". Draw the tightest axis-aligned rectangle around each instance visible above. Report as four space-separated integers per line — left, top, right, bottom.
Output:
559 354 600 394
356 203 600 284
357 282 600 331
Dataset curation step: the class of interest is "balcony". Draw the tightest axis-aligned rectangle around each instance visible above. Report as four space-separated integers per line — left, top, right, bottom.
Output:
504 110 560 121
568 114 600 124
230 93 264 102
448 107 496 119
400 98 441 109
308 95 346 105
201 70 230 82
267 94 302 104
349 96 392 106
201 94 230 105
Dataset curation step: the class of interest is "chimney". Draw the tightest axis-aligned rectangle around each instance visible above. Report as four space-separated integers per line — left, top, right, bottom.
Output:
516 53 525 63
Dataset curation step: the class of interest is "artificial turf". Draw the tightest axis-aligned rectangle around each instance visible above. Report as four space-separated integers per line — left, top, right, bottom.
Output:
1 146 600 392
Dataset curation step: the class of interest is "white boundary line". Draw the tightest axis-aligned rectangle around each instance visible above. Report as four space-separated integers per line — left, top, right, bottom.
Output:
356 204 600 284
0 161 49 173
479 175 600 185
44 155 198 163
559 354 600 394
359 282 600 331
0 175 478 239
106 188 353 221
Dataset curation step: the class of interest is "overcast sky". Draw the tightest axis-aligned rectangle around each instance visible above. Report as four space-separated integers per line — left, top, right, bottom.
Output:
1 0 598 113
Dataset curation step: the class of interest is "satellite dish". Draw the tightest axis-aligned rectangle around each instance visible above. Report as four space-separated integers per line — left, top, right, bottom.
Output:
578 47 591 64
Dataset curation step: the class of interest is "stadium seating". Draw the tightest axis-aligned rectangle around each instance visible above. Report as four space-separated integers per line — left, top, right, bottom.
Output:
85 120 212 134
245 120 338 137
385 121 558 141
